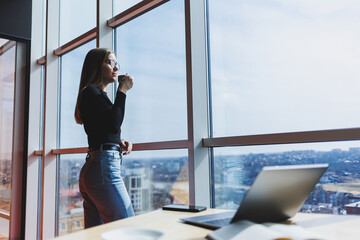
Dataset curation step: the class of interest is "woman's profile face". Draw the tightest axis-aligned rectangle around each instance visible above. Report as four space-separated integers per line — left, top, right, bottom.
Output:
102 53 119 84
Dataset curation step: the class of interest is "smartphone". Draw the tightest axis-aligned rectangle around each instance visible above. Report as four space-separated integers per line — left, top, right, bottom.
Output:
162 204 207 212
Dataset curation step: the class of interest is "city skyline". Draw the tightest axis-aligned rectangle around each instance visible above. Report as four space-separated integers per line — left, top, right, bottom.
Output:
57 145 360 234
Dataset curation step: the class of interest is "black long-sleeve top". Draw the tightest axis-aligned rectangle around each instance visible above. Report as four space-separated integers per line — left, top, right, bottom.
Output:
79 84 126 148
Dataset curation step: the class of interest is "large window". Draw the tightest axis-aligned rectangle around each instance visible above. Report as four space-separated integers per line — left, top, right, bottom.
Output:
59 40 96 148
113 0 189 214
27 0 360 238
57 149 188 235
59 0 96 46
124 149 189 213
57 40 95 235
57 39 96 235
0 39 16 238
214 141 360 215
208 0 360 137
58 154 86 236
207 0 360 216
115 0 187 143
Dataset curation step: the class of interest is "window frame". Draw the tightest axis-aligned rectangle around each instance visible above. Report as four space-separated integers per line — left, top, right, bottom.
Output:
30 0 199 238
203 0 360 207
27 0 360 238
1 38 31 239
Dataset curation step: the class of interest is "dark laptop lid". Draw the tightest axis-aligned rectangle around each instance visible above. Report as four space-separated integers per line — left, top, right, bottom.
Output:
230 164 329 223
181 164 328 228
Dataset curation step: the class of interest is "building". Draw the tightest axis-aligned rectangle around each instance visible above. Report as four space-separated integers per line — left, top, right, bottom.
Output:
1 0 360 239
58 208 84 236
124 167 152 214
345 201 360 215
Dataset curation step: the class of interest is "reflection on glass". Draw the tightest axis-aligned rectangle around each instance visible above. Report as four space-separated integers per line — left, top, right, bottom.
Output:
0 40 16 216
57 149 188 235
214 141 360 216
115 0 187 143
208 0 360 137
59 0 96 46
124 149 189 213
59 40 95 148
0 39 15 239
113 0 142 15
58 154 86 236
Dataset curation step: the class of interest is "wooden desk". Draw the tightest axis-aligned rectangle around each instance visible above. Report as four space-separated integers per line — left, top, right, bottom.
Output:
54 209 360 240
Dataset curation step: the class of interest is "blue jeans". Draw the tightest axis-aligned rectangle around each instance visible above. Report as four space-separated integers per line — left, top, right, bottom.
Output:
79 147 135 228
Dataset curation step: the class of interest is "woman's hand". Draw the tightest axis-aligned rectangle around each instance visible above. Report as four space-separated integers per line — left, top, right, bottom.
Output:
120 139 132 155
118 74 133 94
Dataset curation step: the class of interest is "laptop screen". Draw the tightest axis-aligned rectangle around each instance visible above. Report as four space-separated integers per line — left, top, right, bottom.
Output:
181 164 328 228
230 164 329 223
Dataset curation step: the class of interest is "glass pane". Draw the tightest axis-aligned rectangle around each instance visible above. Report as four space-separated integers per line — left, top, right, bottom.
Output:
208 0 360 137
59 40 96 148
39 65 45 148
124 149 189 213
0 40 15 213
59 0 96 46
0 39 16 238
113 0 142 15
115 0 187 143
58 154 86 236
214 141 360 216
57 149 188 235
41 0 47 56
37 67 45 239
35 156 43 240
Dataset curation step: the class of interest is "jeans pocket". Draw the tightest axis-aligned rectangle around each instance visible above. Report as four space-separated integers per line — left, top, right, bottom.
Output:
102 159 121 184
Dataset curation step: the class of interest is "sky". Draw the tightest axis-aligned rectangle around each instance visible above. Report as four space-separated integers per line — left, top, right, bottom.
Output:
113 0 142 14
59 0 96 46
116 0 187 143
209 0 360 137
58 0 360 158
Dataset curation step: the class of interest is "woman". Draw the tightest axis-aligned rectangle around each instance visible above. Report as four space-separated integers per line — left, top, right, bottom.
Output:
74 48 135 228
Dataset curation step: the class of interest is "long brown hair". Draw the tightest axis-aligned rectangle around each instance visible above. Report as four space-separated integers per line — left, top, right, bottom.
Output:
74 48 113 124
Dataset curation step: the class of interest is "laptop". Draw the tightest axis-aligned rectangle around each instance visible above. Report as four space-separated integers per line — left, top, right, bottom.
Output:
181 164 329 229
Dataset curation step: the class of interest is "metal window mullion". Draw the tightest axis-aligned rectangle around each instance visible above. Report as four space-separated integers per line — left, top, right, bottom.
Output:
203 0 216 208
42 0 60 238
10 41 28 239
54 55 63 237
98 0 115 98
186 0 211 207
25 0 47 238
